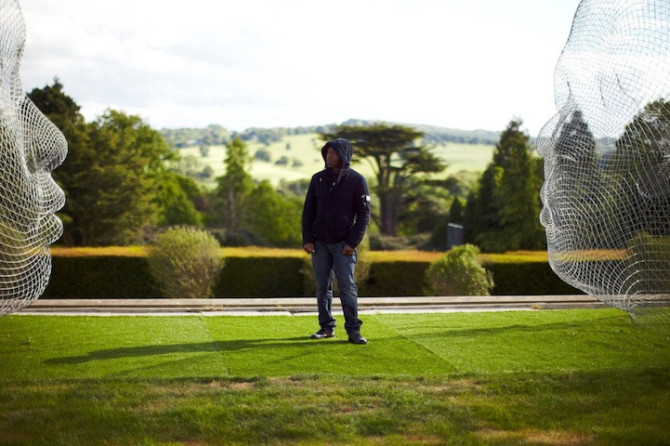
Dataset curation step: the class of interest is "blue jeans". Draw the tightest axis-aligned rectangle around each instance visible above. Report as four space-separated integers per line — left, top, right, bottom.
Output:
311 241 362 334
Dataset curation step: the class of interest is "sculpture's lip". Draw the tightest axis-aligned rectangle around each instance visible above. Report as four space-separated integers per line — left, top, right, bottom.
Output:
43 214 64 247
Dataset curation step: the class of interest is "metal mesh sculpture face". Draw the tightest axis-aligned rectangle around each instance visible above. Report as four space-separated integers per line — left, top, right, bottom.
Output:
0 0 66 315
537 0 670 325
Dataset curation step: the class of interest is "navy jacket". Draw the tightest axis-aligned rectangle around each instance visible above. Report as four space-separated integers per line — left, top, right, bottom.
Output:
302 138 370 248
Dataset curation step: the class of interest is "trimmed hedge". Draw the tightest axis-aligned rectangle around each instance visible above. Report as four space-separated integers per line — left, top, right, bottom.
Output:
215 257 304 297
484 262 582 295
44 256 305 299
45 256 156 298
362 261 431 296
42 252 583 299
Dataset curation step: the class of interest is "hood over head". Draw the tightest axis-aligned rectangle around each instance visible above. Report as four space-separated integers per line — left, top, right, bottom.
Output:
322 138 353 169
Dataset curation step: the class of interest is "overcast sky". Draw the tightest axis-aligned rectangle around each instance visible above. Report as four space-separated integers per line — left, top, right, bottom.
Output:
18 0 581 135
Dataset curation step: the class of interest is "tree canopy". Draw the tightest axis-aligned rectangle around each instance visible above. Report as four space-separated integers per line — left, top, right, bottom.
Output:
465 120 545 252
321 123 446 236
28 80 200 245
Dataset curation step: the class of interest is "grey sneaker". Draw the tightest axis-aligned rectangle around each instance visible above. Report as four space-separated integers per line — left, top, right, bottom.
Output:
310 328 334 339
348 332 368 345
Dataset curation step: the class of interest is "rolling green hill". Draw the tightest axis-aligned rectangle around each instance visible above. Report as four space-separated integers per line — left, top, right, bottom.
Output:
170 131 497 188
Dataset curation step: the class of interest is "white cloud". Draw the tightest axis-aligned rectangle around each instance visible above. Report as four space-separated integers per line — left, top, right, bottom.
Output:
17 0 581 134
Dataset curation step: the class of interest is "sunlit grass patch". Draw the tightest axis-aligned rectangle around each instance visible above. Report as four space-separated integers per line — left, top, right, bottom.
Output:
1 310 669 444
1 370 668 445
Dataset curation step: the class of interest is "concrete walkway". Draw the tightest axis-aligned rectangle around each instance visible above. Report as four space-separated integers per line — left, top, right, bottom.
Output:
18 295 604 316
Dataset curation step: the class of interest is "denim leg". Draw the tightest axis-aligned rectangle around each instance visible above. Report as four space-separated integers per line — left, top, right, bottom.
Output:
311 241 336 330
332 242 363 334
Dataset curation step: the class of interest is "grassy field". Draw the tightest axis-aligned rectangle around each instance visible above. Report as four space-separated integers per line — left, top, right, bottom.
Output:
177 134 496 188
1 309 669 444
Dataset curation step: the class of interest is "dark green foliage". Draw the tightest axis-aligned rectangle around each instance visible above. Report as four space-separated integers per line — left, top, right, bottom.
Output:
214 228 270 247
43 253 584 298
148 227 223 298
447 197 464 224
274 155 289 165
215 257 305 297
44 256 156 298
464 120 545 252
155 172 204 226
363 262 431 296
29 81 182 245
246 181 302 247
254 148 271 162
322 123 446 236
212 137 255 230
627 232 670 292
425 244 494 296
208 139 302 247
484 261 583 295
613 99 670 239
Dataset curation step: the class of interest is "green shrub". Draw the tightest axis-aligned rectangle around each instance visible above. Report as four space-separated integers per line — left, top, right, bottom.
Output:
424 244 494 296
147 227 224 298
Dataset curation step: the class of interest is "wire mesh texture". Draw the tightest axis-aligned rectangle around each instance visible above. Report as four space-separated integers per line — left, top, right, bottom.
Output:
537 0 670 327
0 0 66 315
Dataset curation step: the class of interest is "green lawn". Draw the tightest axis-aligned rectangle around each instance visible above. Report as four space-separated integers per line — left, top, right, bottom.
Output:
1 309 669 444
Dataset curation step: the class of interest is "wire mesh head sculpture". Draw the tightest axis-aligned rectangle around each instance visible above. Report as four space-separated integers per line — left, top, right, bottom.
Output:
537 0 670 327
0 0 66 315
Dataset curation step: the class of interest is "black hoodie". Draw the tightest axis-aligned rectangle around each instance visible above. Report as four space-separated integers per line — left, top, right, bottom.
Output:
302 138 370 248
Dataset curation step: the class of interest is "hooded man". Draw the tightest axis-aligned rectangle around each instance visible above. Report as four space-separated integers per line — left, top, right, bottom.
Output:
302 138 371 344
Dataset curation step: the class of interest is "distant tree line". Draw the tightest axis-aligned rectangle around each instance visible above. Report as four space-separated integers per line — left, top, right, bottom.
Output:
27 79 560 252
161 125 327 148
159 120 500 150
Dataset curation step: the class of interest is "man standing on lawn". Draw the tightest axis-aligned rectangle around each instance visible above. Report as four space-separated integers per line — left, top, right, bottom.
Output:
302 138 371 344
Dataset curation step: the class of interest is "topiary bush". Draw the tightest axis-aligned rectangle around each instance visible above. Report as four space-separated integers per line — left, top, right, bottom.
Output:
425 244 494 296
147 227 224 298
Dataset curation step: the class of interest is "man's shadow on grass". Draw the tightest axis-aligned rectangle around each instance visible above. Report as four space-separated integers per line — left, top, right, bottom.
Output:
44 321 596 365
45 337 347 365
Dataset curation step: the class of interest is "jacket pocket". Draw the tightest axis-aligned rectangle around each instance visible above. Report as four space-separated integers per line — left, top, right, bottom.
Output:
328 214 352 240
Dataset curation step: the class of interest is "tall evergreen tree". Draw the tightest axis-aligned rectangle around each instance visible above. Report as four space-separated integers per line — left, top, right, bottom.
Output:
467 120 545 252
213 137 254 230
614 99 670 238
469 164 503 251
548 109 609 249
